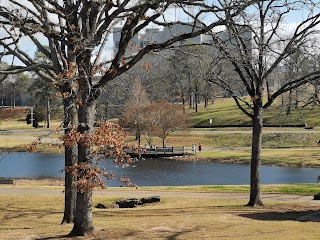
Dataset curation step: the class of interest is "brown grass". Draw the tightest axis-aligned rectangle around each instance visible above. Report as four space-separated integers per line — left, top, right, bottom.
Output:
0 189 320 240
0 107 29 120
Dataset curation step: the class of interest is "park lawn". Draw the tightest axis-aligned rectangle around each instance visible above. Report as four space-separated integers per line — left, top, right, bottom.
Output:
138 184 320 195
0 119 61 130
198 148 320 167
3 180 320 195
188 98 320 127
1 190 320 240
125 130 320 149
0 131 62 153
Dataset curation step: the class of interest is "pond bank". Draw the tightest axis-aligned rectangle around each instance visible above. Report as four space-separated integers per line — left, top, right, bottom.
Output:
172 154 320 168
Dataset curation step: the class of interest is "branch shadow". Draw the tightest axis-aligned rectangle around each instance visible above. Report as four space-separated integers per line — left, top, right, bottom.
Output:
239 210 320 222
35 236 70 240
166 229 193 240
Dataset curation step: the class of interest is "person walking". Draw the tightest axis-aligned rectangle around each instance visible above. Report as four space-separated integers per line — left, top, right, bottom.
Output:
198 143 202 152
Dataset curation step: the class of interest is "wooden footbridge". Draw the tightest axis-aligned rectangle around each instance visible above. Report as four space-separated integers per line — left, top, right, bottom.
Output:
125 147 185 158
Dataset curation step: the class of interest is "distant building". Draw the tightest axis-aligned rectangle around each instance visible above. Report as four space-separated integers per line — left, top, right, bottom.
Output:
113 23 252 56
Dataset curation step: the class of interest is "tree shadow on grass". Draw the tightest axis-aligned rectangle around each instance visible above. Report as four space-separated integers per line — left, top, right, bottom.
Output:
35 236 70 240
166 229 193 240
239 210 320 222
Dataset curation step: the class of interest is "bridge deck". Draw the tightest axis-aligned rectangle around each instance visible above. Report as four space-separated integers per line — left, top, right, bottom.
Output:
126 147 185 158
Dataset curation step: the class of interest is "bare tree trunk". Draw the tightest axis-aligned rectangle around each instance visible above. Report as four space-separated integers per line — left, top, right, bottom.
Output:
194 86 199 112
286 89 292 115
294 89 299 109
70 190 94 236
247 102 263 206
62 144 78 224
1 82 3 108
266 82 271 101
137 129 141 146
181 91 185 112
61 99 78 224
280 93 284 115
11 83 16 109
46 99 51 128
69 101 95 236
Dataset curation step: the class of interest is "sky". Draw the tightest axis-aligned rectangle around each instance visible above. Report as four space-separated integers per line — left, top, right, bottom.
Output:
1 1 320 67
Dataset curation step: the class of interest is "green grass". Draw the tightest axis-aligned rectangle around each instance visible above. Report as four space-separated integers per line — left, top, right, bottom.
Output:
5 181 320 195
188 98 320 127
138 184 320 195
198 148 320 167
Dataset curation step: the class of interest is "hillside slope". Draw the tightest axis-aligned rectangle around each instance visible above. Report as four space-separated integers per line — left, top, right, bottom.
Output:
188 98 320 127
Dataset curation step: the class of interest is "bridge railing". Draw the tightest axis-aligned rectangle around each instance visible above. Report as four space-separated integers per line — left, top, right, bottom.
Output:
147 147 185 154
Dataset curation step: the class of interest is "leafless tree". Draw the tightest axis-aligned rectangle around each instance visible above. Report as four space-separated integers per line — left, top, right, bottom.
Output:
207 0 320 206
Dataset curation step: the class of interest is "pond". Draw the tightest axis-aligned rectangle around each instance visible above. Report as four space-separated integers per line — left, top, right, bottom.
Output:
0 152 319 186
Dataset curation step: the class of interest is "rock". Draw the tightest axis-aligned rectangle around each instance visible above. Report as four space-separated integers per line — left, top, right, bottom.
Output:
95 203 106 209
116 198 140 208
115 196 161 208
314 193 320 200
140 196 161 204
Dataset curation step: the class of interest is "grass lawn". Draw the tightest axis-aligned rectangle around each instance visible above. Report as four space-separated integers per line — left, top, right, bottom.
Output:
197 148 320 167
1 184 320 239
188 98 320 127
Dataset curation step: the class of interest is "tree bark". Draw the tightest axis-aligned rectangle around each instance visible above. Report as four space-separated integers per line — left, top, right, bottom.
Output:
69 101 96 236
12 84 16 109
195 85 198 113
247 102 264 206
46 99 51 128
294 89 299 109
70 190 94 236
286 89 292 115
61 99 78 224
62 144 78 224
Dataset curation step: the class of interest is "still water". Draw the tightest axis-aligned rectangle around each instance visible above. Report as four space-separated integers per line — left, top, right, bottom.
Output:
0 152 319 186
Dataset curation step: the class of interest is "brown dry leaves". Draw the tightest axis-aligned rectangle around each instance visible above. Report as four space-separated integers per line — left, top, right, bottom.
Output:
61 121 134 190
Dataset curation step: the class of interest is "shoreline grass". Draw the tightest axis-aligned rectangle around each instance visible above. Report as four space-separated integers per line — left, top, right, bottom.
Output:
3 179 320 196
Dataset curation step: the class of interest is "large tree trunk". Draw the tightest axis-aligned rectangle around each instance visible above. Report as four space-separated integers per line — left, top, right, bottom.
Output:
69 101 96 236
61 99 78 224
62 145 78 224
71 190 94 236
247 102 264 206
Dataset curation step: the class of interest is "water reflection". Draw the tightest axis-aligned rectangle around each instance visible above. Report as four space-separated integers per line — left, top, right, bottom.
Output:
0 152 319 186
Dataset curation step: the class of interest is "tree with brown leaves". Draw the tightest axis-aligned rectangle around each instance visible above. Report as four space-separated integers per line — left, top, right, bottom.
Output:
0 0 260 236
